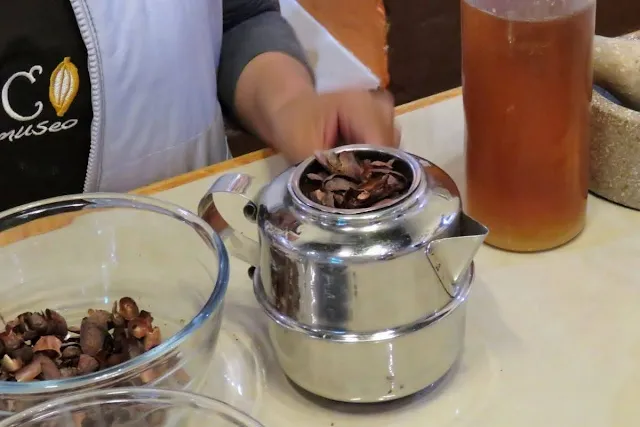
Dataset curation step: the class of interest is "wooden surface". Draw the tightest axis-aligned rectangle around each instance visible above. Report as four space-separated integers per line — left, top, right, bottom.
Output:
132 148 275 195
137 88 462 196
394 87 461 116
0 211 81 247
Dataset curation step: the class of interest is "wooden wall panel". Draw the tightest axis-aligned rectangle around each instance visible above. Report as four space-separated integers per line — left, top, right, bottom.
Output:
596 1 640 37
296 0 390 87
384 0 460 105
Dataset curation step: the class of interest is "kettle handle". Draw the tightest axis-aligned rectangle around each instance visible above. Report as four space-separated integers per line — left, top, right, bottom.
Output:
197 173 261 266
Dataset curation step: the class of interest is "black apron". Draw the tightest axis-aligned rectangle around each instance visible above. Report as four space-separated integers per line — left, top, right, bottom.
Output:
0 1 92 211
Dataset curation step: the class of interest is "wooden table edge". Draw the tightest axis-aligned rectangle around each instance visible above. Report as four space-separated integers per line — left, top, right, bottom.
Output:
133 86 463 196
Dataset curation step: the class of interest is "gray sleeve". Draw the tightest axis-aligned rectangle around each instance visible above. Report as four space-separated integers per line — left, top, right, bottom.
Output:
217 0 315 117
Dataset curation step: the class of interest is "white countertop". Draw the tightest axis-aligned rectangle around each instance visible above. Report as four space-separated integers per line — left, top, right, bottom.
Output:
152 95 640 427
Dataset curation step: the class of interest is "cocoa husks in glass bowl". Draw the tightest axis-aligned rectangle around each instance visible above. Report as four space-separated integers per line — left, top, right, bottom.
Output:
67 404 168 427
304 150 411 210
0 297 162 383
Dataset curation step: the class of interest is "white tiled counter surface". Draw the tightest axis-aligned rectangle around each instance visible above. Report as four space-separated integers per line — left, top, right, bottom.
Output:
152 94 640 427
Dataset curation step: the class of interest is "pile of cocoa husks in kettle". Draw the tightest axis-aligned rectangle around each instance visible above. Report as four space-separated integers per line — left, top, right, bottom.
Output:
304 150 410 209
0 297 161 382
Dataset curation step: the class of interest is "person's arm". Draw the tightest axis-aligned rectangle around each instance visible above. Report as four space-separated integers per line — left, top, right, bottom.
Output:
218 0 398 163
217 0 315 145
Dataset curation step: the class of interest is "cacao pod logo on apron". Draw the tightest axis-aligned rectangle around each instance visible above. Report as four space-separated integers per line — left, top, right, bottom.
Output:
49 57 79 117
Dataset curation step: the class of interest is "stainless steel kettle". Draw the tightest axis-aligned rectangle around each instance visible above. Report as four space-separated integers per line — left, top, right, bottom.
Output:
198 144 488 331
198 144 489 403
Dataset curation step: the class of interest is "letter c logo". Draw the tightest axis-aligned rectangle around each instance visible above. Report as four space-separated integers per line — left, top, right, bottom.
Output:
1 66 44 122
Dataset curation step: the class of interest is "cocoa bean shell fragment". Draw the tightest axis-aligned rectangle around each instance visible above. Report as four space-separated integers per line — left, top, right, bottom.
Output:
14 360 42 382
0 330 23 352
143 327 161 351
323 176 358 192
34 354 61 380
87 309 112 327
1 354 23 373
119 297 140 321
45 309 68 337
0 296 164 383
24 312 48 335
60 367 79 378
128 317 152 339
77 354 99 375
337 151 365 180
79 317 106 357
106 352 127 368
9 346 33 364
61 345 82 359
33 335 63 359
307 172 327 181
112 327 127 353
306 149 411 210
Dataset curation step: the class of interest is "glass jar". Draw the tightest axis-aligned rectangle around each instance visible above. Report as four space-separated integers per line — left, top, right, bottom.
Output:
462 0 596 252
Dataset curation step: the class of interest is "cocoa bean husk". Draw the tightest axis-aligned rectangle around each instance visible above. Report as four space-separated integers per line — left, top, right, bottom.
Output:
14 359 42 382
10 345 33 364
33 335 62 359
61 345 82 360
86 309 112 329
0 330 23 352
0 297 164 383
79 317 106 357
60 367 79 378
118 297 140 321
143 327 161 351
77 354 99 375
305 149 410 210
34 354 61 380
45 309 68 337
24 312 48 335
1 354 23 373
128 317 152 339
106 352 126 368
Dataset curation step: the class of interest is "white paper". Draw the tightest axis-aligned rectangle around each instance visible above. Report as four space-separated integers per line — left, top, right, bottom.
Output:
279 0 381 93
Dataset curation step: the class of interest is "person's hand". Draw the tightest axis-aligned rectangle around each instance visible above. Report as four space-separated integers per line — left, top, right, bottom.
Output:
234 53 400 164
268 89 401 164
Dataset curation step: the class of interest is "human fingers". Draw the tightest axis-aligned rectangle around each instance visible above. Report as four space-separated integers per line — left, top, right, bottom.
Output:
335 90 397 148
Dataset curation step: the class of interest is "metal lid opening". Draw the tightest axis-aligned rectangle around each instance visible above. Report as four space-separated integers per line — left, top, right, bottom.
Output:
289 145 423 215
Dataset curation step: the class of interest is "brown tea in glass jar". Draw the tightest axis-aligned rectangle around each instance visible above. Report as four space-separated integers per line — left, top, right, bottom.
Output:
462 0 596 252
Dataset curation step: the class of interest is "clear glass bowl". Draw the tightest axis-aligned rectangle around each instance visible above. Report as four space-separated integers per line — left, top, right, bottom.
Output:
0 388 264 427
0 194 229 416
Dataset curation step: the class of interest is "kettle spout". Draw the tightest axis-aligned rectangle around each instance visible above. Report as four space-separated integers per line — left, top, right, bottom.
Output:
426 213 489 292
